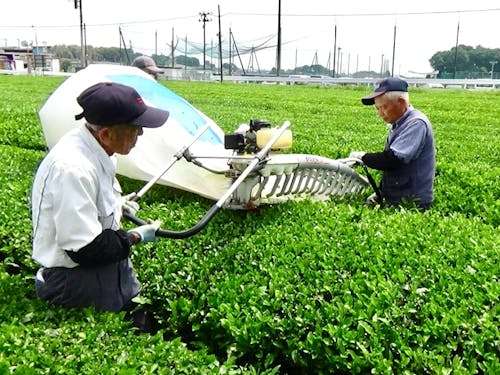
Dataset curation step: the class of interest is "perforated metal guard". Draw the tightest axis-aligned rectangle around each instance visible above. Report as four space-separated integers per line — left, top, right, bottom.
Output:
227 154 369 208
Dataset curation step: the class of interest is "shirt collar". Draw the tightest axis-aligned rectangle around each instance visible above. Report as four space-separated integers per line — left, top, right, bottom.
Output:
79 124 117 175
392 105 414 130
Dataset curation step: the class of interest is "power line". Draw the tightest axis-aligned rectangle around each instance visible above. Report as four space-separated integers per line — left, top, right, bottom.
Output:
227 8 500 18
0 15 197 29
2 8 498 29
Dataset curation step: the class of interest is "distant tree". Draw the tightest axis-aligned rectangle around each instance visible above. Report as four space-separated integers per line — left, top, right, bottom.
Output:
51 45 77 60
152 54 171 68
175 55 200 67
94 47 122 63
352 70 380 78
282 64 332 76
222 62 239 72
59 58 73 72
269 67 286 75
429 45 500 76
202 60 216 71
307 64 331 76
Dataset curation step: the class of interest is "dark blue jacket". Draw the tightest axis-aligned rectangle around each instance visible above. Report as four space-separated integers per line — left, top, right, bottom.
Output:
381 107 435 206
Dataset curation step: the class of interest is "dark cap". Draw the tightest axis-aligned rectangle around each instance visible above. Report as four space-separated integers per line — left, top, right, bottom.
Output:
74 82 169 127
361 77 408 105
132 55 162 75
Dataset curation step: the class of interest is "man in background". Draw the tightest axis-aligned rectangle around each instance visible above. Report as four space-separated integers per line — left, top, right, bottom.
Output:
132 55 162 79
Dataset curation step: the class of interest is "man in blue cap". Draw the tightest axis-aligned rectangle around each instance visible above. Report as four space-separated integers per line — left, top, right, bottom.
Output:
349 77 436 210
32 82 170 332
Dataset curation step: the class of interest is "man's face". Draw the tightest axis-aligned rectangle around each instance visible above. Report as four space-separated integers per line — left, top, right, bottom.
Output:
374 94 405 124
107 125 143 155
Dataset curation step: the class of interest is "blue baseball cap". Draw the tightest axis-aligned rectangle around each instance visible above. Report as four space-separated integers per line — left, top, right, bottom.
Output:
75 82 169 127
361 77 408 105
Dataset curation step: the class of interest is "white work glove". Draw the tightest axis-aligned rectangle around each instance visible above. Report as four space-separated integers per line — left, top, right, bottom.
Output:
120 192 140 216
348 151 366 161
128 220 161 243
365 192 380 207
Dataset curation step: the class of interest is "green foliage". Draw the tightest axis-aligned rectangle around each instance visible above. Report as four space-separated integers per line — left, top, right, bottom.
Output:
50 45 174 69
0 271 256 374
0 145 43 273
0 75 498 373
0 75 65 150
429 45 500 78
175 55 201 68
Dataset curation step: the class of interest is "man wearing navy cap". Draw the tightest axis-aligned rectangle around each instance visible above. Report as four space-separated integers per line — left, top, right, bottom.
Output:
349 77 436 210
31 82 170 332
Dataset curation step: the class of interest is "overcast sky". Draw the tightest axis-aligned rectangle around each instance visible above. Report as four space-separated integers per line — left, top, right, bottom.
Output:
1 0 499 75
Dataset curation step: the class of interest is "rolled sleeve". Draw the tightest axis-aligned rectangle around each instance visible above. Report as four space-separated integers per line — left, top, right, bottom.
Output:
390 119 427 163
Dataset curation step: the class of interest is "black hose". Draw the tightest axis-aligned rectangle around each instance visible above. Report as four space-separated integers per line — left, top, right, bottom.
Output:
123 205 221 239
362 164 384 204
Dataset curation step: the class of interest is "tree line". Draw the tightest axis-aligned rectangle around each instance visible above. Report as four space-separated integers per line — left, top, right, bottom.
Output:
430 45 500 78
52 44 499 78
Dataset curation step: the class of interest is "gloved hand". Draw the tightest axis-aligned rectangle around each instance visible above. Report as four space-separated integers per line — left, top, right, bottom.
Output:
128 220 161 243
349 151 366 161
365 192 380 207
120 192 140 216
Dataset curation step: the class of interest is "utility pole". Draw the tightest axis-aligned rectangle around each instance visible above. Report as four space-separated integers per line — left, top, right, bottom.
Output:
391 24 397 77
184 35 187 72
199 12 212 71
453 20 460 79
490 61 497 79
228 28 232 76
380 53 384 77
217 5 223 82
294 49 297 74
276 0 282 76
336 47 341 77
340 50 343 76
31 26 38 70
332 24 337 77
155 30 158 63
171 28 175 68
74 0 85 68
347 53 350 77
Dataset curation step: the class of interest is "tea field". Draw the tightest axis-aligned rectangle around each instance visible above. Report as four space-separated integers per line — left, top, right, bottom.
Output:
0 74 498 374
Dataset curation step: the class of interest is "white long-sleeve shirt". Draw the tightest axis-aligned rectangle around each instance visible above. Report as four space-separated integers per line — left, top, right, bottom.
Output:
32 125 123 268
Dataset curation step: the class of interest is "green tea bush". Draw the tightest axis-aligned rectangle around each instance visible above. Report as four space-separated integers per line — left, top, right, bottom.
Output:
0 145 44 272
135 199 499 373
0 75 498 373
0 76 63 151
0 270 257 374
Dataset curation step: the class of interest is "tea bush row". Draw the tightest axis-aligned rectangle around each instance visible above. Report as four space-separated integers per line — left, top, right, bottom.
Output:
0 75 498 373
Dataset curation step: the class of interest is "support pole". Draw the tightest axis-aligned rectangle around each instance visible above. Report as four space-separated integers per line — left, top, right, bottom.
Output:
199 12 212 71
74 0 85 68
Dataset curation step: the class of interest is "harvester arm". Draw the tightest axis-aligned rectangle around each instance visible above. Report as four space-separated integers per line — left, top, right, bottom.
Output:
124 121 292 238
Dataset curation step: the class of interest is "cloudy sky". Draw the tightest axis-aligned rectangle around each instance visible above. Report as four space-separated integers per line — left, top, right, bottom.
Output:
1 0 499 75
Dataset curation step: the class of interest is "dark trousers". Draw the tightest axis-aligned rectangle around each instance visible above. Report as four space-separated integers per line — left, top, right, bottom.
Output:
35 258 140 312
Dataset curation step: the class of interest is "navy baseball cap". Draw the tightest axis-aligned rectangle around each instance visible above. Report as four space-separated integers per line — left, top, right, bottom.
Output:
75 82 169 127
361 77 408 105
